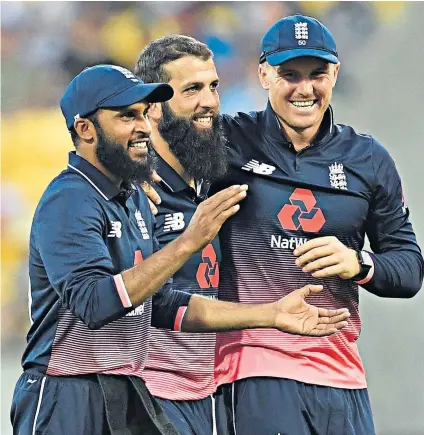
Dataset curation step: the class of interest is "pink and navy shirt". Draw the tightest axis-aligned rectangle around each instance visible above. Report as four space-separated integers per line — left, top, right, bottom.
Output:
23 152 191 377
143 155 221 401
211 103 423 389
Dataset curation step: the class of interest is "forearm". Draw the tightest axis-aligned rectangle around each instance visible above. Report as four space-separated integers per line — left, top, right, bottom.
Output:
361 250 423 298
121 234 195 307
181 294 276 332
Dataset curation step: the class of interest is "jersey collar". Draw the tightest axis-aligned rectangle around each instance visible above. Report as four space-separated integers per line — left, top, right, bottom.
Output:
155 153 208 200
67 151 135 201
264 100 334 149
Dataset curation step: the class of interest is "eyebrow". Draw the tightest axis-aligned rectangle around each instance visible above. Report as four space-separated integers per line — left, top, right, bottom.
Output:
181 79 219 89
181 81 203 89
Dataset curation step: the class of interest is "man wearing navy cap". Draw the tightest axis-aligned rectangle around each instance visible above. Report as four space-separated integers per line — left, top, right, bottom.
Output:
10 64 350 435
138 13 422 435
210 14 423 435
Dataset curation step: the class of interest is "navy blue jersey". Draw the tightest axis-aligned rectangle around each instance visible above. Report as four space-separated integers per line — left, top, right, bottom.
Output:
212 102 423 389
143 155 220 400
23 152 191 377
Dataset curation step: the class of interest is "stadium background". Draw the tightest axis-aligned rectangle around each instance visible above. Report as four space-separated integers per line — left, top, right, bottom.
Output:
1 1 423 433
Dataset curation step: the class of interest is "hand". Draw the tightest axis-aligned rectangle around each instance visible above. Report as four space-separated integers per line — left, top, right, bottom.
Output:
181 185 248 252
142 171 162 215
293 236 360 279
274 285 350 336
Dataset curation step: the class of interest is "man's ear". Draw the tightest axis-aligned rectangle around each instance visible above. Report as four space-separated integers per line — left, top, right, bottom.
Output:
74 118 96 143
332 62 341 88
148 103 162 123
258 63 270 90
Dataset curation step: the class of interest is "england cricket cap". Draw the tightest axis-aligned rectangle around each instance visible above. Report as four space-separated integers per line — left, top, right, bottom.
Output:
60 64 174 129
260 14 338 66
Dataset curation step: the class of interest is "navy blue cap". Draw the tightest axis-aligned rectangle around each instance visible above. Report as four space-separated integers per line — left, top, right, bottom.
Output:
260 14 338 66
60 64 174 129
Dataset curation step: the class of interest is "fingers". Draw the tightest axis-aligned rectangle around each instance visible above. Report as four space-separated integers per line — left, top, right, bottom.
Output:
317 309 350 324
148 198 158 216
311 264 345 278
205 185 248 219
150 170 162 183
293 236 334 257
301 254 339 273
296 284 324 298
142 182 162 205
214 189 247 219
318 307 350 318
295 246 336 267
308 321 349 337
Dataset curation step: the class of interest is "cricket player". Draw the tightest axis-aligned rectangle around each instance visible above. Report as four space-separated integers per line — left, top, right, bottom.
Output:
136 36 228 434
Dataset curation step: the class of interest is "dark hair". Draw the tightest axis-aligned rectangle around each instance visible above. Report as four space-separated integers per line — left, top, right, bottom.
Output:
69 111 99 148
135 35 213 84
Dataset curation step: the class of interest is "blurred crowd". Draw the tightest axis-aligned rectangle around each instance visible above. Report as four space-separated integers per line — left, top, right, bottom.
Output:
1 1 407 344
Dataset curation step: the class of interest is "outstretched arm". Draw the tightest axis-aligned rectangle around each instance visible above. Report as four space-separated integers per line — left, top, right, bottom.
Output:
182 285 349 337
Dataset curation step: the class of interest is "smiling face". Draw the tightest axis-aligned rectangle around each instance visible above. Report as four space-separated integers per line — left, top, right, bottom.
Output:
164 55 220 130
92 101 156 183
154 55 228 182
259 57 339 133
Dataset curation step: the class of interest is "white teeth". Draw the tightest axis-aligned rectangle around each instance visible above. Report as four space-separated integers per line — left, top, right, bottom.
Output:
195 117 212 124
291 101 315 107
130 142 147 148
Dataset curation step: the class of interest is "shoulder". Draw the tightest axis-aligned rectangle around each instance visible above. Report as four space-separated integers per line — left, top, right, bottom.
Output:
35 170 104 220
334 123 392 159
223 110 263 131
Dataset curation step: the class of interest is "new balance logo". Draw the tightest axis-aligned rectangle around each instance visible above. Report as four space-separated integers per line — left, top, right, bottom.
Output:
242 159 276 175
164 212 185 232
27 379 37 384
108 221 122 238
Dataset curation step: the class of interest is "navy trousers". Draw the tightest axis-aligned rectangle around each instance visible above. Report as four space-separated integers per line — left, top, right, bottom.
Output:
214 377 376 435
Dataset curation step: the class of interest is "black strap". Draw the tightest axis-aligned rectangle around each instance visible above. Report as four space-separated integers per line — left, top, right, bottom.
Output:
97 374 179 435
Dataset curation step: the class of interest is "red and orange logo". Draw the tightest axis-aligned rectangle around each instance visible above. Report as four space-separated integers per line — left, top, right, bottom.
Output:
278 188 325 233
196 244 220 289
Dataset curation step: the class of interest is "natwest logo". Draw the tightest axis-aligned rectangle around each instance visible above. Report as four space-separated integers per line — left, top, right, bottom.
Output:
278 188 325 233
196 244 219 289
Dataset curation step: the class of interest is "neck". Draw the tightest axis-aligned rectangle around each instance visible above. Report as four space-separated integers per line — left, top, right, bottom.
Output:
76 148 122 188
150 128 195 189
278 116 323 153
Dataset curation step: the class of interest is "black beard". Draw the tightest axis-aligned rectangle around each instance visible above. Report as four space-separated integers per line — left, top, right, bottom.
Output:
94 121 156 185
158 102 228 182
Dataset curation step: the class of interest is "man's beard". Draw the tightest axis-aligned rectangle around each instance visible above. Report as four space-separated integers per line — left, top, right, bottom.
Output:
94 121 156 185
158 102 228 182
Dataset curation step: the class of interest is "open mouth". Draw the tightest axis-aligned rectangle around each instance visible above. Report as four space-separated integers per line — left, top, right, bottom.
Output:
290 100 318 109
128 141 148 155
192 116 213 128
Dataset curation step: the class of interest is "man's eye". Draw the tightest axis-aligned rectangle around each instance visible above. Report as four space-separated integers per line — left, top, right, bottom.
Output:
211 82 219 90
185 86 198 93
